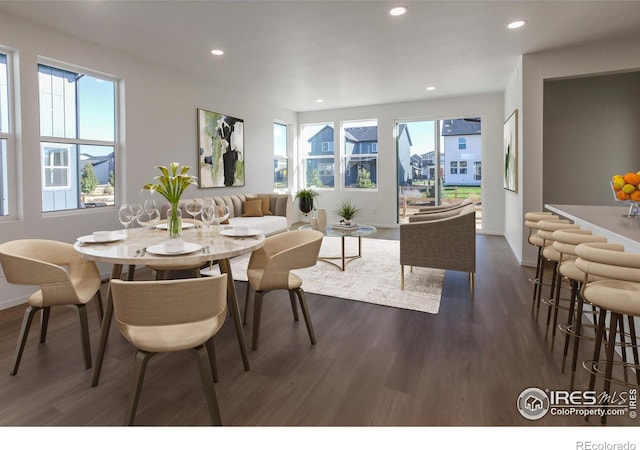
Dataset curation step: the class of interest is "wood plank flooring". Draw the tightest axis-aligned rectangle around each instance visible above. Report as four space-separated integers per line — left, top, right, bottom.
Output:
0 232 637 431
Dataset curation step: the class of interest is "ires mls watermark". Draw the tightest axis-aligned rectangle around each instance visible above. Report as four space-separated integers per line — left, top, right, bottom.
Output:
517 387 637 420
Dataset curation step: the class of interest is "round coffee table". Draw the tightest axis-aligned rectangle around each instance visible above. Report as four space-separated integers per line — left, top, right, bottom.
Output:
299 223 377 271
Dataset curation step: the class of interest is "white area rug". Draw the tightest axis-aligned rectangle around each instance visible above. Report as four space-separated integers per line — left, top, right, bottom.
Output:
212 238 444 314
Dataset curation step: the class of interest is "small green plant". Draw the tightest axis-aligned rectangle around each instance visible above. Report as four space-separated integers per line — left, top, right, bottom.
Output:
335 199 360 222
295 187 319 214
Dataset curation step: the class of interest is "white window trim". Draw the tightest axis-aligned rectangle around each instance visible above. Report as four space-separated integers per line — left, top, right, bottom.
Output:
42 144 71 190
0 48 17 221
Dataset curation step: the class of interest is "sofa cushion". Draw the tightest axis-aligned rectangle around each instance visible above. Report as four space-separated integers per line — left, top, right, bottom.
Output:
228 216 288 236
274 195 288 217
242 199 264 217
257 195 273 215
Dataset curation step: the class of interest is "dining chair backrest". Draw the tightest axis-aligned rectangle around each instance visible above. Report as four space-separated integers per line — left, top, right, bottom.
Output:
0 239 101 307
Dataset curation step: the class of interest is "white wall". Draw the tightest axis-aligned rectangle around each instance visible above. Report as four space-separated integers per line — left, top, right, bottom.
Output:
516 37 640 266
0 13 296 309
297 93 505 234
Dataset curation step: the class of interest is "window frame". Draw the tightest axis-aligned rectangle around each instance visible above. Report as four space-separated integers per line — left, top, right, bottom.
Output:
300 122 335 190
42 144 71 190
38 58 119 213
459 160 468 175
450 161 458 175
273 121 289 192
0 48 16 221
458 137 467 150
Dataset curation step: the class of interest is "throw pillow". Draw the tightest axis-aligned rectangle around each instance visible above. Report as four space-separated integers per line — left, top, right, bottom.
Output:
258 195 273 215
242 199 264 217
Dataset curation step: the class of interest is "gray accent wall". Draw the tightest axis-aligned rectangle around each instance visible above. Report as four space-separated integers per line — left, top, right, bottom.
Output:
543 71 640 205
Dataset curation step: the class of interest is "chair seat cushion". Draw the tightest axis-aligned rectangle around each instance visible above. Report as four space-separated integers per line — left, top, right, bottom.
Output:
529 235 545 247
228 215 288 236
116 313 225 353
582 280 640 316
559 260 606 283
247 268 302 291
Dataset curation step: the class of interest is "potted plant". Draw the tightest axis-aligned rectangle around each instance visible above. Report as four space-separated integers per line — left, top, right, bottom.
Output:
295 187 319 214
335 199 360 225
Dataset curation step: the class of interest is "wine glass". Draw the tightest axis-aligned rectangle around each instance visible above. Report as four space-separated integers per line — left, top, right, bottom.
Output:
118 204 134 234
201 201 216 236
129 203 142 228
214 204 230 228
147 207 161 230
185 199 203 229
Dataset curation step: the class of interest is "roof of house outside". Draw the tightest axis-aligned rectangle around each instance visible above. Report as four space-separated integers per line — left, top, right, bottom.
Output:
344 126 377 142
441 118 481 136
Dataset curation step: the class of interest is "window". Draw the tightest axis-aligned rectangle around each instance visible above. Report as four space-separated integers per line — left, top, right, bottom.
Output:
343 119 377 189
458 137 467 150
321 141 334 152
301 123 334 188
474 161 482 181
38 62 117 212
450 161 458 175
0 51 12 218
273 122 288 190
459 161 468 175
42 145 70 188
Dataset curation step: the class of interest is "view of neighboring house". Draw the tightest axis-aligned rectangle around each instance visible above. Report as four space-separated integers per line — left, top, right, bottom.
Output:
397 124 413 185
441 118 482 186
343 126 378 187
81 152 115 186
306 125 335 187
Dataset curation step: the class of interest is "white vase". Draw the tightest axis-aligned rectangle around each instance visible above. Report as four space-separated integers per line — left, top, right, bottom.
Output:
317 208 327 231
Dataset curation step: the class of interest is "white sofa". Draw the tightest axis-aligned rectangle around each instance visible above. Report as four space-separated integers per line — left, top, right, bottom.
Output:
164 193 293 236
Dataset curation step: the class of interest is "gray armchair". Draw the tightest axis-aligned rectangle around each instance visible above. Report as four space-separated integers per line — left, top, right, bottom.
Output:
400 204 476 296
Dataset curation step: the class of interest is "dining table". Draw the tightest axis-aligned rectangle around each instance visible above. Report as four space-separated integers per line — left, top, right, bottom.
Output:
73 225 264 387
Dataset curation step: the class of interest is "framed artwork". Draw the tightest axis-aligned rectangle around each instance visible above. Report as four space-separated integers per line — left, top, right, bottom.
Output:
503 109 518 192
197 108 245 188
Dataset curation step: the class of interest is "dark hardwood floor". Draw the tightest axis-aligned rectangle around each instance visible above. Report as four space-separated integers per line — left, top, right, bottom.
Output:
0 231 637 434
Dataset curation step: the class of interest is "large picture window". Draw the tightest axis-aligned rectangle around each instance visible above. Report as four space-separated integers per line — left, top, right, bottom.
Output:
343 120 377 190
38 62 117 212
301 122 334 188
273 122 288 190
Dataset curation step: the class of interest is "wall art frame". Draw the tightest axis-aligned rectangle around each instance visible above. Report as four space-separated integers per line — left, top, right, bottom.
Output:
503 109 518 192
197 108 245 188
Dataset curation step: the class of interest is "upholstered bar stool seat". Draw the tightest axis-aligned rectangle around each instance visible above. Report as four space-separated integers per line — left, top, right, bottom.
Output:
575 242 640 425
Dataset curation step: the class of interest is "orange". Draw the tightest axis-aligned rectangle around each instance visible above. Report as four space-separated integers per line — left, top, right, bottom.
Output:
631 190 640 202
623 172 640 185
617 190 631 201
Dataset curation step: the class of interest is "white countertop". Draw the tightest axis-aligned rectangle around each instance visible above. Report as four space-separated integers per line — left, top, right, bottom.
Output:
545 204 640 252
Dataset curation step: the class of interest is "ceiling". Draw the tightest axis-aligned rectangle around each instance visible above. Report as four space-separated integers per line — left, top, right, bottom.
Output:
2 0 640 112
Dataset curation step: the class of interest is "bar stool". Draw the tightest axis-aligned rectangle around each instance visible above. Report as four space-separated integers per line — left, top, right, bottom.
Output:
575 242 640 425
533 219 579 321
552 229 607 389
524 212 560 316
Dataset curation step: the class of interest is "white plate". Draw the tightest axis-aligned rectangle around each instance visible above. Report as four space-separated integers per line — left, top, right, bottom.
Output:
146 242 202 256
220 228 263 237
155 222 195 230
77 232 127 244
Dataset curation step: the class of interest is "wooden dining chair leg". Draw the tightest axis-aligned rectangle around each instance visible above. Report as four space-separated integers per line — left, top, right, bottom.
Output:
205 337 218 383
40 306 51 343
94 291 104 324
11 306 39 376
243 284 252 325
194 345 223 426
126 350 154 426
588 307 608 394
76 304 92 370
295 288 316 346
561 281 579 373
288 290 299 321
252 291 265 350
616 314 629 385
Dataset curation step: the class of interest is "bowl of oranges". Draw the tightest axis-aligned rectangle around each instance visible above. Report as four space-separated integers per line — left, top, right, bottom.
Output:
611 172 640 217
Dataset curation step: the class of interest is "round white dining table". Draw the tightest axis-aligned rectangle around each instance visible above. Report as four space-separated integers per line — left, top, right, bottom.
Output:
74 226 264 386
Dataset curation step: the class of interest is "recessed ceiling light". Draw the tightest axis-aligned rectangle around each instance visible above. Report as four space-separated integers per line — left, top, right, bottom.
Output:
507 20 526 29
315 99 324 103
210 49 224 56
426 86 436 91
390 6 407 16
